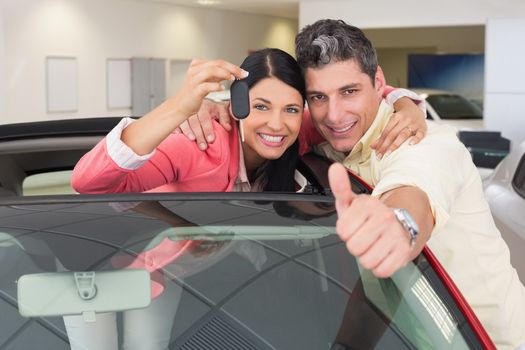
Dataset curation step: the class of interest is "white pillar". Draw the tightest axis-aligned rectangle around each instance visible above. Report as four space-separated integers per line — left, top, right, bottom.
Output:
485 18 525 148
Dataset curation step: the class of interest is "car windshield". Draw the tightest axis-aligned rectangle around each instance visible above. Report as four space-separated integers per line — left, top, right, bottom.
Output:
0 193 483 349
426 94 483 120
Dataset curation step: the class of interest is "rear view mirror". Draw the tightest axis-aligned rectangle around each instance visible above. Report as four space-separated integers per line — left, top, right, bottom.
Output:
18 269 151 322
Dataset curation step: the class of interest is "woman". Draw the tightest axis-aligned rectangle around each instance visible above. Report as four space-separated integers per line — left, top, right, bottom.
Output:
68 48 426 350
72 49 306 195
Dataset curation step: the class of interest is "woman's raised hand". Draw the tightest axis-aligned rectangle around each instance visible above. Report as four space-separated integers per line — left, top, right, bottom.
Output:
119 59 247 156
172 59 248 119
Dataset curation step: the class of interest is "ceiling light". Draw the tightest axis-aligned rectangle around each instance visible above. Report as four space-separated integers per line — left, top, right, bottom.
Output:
197 0 221 5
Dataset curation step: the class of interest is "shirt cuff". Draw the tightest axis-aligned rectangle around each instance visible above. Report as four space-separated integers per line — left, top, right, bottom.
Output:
105 117 155 170
385 88 428 115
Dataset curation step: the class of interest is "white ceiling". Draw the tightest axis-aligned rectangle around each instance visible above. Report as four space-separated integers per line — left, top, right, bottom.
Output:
142 0 301 19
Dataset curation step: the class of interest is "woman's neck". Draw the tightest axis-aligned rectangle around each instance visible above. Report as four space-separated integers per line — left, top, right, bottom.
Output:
241 142 266 181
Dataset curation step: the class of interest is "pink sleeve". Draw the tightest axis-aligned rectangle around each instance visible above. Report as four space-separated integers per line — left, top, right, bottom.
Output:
71 124 229 194
384 85 425 104
383 85 396 96
71 138 178 194
383 85 426 113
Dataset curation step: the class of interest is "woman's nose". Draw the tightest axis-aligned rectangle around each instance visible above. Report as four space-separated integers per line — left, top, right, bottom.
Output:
266 110 284 130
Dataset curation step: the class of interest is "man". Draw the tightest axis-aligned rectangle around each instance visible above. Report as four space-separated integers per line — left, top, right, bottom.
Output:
295 19 524 348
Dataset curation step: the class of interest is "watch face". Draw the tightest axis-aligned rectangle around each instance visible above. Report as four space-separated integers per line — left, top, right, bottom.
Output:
394 208 419 236
402 209 419 233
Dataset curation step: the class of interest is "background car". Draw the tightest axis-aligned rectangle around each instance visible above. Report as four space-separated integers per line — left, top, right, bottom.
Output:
0 118 494 349
412 89 484 130
484 140 525 284
412 89 510 174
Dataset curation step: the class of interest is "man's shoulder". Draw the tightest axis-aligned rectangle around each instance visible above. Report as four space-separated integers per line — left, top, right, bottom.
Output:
426 121 458 137
422 122 465 149
385 121 471 168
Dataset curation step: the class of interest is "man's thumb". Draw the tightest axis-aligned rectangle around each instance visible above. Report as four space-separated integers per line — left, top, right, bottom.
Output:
328 163 356 215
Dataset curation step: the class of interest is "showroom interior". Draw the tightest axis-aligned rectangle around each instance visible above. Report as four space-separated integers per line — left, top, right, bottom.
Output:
1 0 524 149
2 1 525 349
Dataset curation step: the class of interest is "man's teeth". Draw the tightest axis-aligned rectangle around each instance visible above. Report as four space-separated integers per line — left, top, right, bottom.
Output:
332 123 355 133
260 134 284 143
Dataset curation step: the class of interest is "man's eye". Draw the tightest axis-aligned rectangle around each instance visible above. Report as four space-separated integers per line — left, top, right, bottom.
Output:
342 89 357 95
253 104 269 111
286 107 300 113
309 95 325 102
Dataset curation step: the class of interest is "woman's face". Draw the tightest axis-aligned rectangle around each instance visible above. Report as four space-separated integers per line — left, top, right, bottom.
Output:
240 77 303 164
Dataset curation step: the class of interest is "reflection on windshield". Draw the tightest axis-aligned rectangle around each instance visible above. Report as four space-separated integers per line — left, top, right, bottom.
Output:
427 94 483 120
411 276 456 343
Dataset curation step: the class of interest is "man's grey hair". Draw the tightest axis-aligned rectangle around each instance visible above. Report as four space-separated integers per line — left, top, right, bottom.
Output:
312 35 342 65
295 19 378 83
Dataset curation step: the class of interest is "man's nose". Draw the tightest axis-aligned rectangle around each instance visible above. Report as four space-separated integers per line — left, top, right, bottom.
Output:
326 97 342 123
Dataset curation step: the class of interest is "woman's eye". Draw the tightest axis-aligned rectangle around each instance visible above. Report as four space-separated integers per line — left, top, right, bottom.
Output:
253 104 268 111
286 107 300 113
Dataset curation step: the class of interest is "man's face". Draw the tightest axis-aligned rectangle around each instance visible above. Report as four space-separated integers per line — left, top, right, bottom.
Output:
305 59 385 153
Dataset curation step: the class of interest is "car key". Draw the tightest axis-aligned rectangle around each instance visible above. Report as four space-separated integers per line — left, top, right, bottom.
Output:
230 79 250 119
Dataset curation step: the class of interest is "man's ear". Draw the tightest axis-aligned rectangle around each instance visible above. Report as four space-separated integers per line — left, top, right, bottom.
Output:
375 66 386 95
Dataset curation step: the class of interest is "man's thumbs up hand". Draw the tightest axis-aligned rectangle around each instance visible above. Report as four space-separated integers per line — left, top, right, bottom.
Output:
328 162 413 278
328 162 357 216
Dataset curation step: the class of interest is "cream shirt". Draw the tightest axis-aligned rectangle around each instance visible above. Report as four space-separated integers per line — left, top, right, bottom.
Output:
316 101 525 349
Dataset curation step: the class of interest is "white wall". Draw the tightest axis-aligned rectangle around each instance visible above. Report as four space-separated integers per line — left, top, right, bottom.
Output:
1 0 297 123
299 0 525 29
485 18 525 148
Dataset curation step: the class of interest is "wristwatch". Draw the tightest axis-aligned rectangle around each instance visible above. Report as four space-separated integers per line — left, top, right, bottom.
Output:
392 208 419 247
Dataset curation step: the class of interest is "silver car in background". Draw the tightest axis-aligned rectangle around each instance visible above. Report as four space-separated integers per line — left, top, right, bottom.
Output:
484 140 525 283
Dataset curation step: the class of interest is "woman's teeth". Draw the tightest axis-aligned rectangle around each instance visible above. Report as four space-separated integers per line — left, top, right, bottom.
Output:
259 134 284 143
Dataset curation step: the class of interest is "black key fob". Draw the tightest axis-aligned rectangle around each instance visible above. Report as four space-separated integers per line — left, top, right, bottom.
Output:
230 79 250 119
